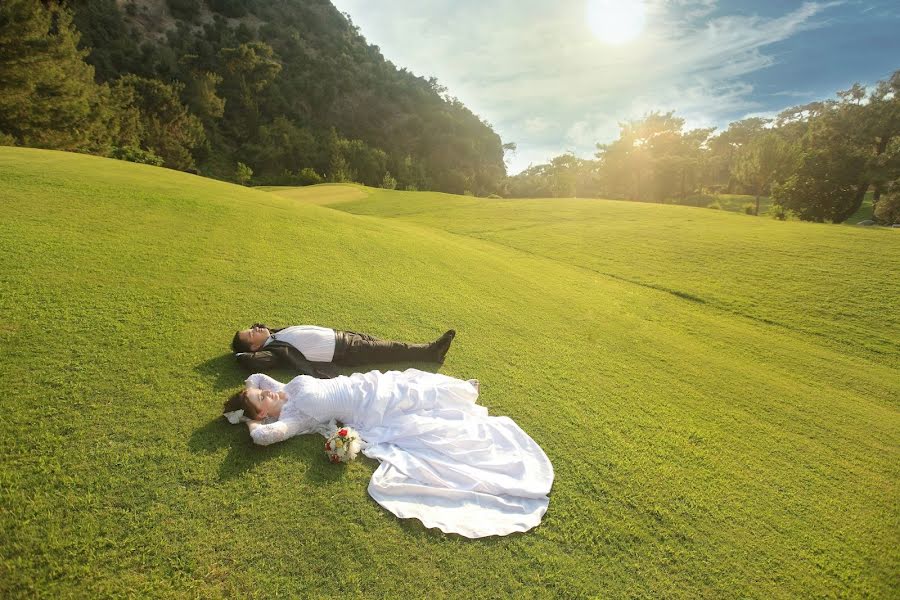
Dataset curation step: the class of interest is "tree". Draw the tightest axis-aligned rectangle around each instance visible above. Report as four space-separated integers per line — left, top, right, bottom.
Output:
235 161 253 185
874 179 900 224
772 147 862 222
0 0 114 152
244 116 318 180
166 0 202 21
772 73 900 223
113 75 205 170
218 42 282 138
381 171 398 189
297 167 323 186
862 72 900 213
340 138 388 186
183 70 225 122
676 127 715 199
706 118 769 191
596 111 704 202
731 132 797 215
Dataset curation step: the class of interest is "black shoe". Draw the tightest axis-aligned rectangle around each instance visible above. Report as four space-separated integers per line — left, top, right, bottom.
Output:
432 329 456 363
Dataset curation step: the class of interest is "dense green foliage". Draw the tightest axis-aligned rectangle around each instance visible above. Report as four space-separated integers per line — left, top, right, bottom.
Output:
1 147 898 597
875 181 900 224
509 73 900 224
0 0 507 193
0 0 115 151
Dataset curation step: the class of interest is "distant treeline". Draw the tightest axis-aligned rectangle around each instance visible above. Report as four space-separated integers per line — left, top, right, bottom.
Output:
508 72 900 224
0 0 508 195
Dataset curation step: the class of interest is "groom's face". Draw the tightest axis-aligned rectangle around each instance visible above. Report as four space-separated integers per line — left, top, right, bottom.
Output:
239 325 270 351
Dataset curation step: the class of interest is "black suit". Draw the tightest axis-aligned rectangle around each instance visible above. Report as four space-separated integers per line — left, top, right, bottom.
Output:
235 327 442 378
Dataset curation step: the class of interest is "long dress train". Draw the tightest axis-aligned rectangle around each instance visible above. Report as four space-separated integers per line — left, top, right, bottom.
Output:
245 369 554 538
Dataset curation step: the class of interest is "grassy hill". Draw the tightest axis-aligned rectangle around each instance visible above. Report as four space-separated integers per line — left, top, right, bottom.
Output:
1 147 898 598
664 193 874 223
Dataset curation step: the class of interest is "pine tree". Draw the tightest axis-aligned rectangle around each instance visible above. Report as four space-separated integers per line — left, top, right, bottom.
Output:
114 75 205 170
0 0 112 151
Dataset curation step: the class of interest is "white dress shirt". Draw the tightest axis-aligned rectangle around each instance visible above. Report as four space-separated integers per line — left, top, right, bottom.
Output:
264 325 336 362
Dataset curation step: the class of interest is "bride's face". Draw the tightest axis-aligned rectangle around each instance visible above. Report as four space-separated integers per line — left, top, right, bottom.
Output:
245 388 285 419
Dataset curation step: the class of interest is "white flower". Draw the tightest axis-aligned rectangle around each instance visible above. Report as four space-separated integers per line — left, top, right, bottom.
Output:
324 426 365 463
223 409 244 425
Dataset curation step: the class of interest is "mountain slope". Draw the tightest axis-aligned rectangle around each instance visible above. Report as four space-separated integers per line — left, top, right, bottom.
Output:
68 0 506 192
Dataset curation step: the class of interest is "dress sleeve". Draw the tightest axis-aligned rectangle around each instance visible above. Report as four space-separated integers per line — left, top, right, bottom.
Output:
245 373 283 391
249 418 308 446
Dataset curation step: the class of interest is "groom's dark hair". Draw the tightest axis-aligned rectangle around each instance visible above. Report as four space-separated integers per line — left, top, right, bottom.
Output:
231 331 248 353
231 323 269 353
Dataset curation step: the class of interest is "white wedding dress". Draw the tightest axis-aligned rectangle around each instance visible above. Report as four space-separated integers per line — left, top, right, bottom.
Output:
244 369 554 538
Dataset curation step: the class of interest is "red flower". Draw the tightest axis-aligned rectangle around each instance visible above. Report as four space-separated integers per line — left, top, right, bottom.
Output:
338 428 348 437
324 442 331 451
329 454 340 463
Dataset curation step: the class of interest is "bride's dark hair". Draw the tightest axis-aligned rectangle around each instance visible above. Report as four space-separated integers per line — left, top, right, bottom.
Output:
223 390 260 420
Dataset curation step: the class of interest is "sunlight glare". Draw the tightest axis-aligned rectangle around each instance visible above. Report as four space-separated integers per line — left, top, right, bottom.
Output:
586 0 647 45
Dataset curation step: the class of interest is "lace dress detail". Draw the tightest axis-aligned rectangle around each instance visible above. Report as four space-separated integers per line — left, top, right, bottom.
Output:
245 374 320 446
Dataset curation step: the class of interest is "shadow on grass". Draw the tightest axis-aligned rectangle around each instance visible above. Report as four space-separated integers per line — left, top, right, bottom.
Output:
188 417 353 483
194 353 246 393
188 417 292 480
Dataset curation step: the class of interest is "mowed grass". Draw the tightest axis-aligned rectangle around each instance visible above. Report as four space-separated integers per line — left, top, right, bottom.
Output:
327 188 900 362
667 193 873 222
0 148 898 599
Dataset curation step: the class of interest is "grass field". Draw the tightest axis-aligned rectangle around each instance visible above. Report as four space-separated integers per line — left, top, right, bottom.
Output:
1 147 898 598
666 192 875 223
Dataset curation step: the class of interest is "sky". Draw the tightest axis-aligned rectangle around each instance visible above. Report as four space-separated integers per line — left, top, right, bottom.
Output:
329 1 900 174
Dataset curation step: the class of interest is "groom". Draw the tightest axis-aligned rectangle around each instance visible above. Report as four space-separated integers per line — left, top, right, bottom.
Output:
231 323 456 378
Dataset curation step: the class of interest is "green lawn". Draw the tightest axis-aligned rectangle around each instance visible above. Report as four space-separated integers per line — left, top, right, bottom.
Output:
667 192 769 213
666 192 874 223
844 194 876 224
1 147 898 598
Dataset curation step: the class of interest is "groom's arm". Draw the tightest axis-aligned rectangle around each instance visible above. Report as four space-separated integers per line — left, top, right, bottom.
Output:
235 345 336 378
235 350 280 372
275 345 337 379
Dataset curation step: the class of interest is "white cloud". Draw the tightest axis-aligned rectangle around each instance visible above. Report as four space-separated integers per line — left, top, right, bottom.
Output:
330 0 844 173
523 117 553 134
565 119 620 149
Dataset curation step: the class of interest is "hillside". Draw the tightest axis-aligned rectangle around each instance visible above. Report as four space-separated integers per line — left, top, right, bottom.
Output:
313 187 900 362
1 147 898 598
65 0 506 192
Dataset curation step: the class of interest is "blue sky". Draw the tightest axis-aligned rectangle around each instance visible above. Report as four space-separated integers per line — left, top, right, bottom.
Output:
330 0 900 174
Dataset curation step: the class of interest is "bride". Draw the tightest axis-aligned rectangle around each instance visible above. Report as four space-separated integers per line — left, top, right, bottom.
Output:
223 368 554 538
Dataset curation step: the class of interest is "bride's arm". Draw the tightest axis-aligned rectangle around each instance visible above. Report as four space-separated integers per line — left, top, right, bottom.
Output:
244 373 283 392
247 418 310 446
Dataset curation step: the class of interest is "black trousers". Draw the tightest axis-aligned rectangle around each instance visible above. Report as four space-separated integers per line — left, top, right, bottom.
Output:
333 330 435 366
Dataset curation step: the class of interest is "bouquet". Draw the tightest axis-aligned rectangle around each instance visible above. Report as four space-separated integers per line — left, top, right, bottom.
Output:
324 426 362 463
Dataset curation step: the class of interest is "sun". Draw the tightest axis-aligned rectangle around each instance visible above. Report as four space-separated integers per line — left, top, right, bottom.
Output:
586 0 647 45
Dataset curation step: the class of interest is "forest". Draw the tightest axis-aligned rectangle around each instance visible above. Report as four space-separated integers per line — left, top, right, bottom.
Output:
1 0 508 195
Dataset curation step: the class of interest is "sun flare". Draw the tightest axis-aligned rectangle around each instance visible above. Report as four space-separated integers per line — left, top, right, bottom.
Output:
586 0 647 45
